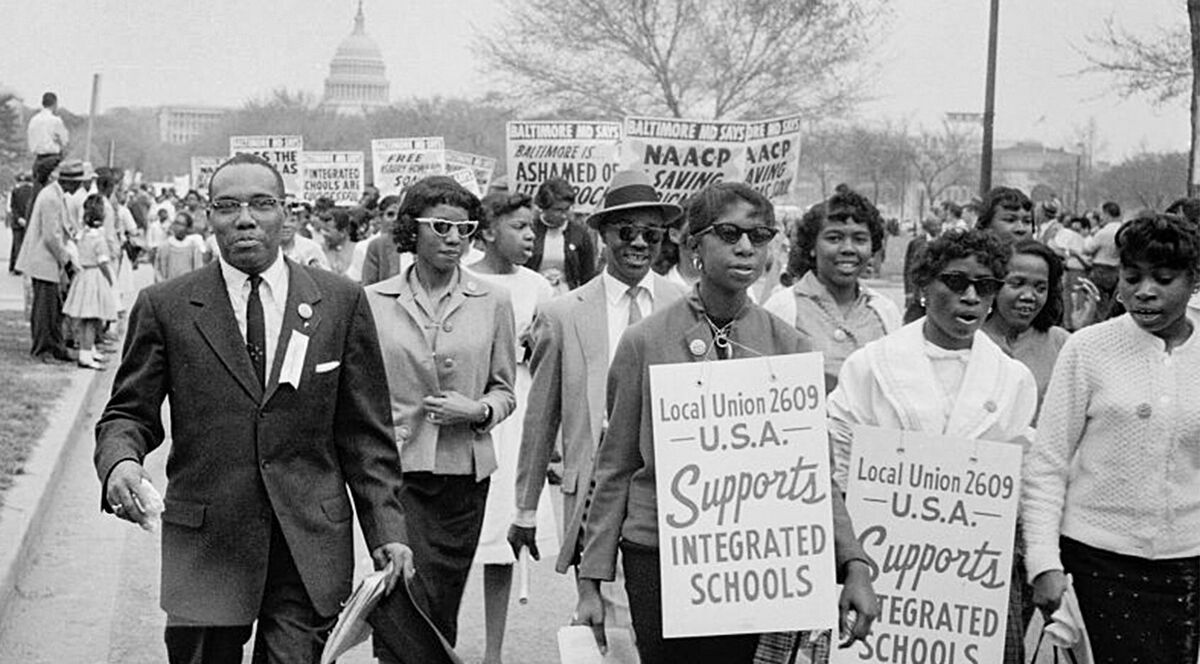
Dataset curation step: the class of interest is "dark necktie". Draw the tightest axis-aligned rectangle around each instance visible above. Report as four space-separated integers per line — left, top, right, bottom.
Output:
627 286 644 326
246 274 266 387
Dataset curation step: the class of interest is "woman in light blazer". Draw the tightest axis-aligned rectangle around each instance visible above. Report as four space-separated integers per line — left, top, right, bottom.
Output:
365 176 516 652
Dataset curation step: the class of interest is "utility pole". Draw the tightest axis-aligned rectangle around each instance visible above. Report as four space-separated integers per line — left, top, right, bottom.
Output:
979 0 999 198
83 74 101 164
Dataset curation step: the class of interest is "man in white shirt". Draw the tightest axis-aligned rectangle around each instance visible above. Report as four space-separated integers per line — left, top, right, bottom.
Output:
1084 201 1122 320
27 92 69 184
509 170 688 660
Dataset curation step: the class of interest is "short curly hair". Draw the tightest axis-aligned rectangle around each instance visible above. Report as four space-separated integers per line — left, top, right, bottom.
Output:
480 191 533 231
1117 212 1200 279
788 188 885 278
392 176 483 254
912 229 1011 290
534 177 575 209
683 181 774 239
976 186 1032 231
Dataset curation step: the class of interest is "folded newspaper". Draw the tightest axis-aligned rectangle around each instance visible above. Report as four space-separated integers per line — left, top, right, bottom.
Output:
320 566 390 664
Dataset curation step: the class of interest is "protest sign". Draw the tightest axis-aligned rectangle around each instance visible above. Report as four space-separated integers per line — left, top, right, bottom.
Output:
650 353 837 638
506 121 621 211
743 114 802 200
190 156 223 193
229 135 303 194
447 168 481 197
445 149 496 193
299 151 364 204
371 137 446 197
832 426 1021 664
621 116 747 204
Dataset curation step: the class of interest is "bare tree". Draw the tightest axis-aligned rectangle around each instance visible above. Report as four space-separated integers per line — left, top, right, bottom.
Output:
478 0 884 121
1085 4 1200 195
1094 151 1188 211
907 123 975 214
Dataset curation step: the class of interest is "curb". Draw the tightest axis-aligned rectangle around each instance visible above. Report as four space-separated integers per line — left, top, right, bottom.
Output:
0 364 109 618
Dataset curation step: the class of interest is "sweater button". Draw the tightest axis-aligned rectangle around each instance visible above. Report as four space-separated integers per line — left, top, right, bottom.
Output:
1136 403 1152 419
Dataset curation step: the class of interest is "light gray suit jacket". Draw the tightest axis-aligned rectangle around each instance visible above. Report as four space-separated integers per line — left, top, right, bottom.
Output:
15 181 72 283
514 273 686 571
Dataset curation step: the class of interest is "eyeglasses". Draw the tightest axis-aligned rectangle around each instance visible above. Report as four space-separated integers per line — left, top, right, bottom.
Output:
696 223 778 247
935 272 1005 296
210 197 283 219
417 217 478 238
610 224 666 244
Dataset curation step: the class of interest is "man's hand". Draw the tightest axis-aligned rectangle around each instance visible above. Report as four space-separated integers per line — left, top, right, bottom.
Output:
105 460 152 525
572 578 607 655
422 391 486 426
507 524 540 561
837 560 880 649
1031 569 1067 617
371 542 415 595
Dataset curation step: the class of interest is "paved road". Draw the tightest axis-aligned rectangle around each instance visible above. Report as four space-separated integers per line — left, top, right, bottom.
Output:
0 369 579 664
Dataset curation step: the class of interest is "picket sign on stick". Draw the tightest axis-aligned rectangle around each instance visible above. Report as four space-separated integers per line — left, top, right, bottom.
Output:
831 426 1021 664
445 149 497 193
190 156 223 194
649 352 837 638
506 121 622 212
230 135 303 194
371 137 446 197
299 151 364 204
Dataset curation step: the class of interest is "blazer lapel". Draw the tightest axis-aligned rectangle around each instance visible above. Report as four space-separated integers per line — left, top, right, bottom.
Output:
190 263 262 402
263 260 324 404
571 278 609 442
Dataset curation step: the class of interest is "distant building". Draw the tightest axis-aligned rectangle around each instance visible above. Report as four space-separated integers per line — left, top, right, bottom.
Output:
157 106 228 145
321 1 390 114
993 141 1079 194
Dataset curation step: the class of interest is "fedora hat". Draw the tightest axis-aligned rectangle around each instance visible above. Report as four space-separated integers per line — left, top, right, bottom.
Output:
585 169 683 229
56 159 88 181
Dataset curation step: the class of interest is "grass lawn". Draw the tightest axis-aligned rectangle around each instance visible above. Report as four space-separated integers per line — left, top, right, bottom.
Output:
0 310 74 509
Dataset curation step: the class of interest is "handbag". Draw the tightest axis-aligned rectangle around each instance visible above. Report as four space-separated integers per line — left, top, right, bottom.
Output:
1030 628 1080 664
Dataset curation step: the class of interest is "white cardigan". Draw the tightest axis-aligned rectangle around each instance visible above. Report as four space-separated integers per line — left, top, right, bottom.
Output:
1022 313 1200 580
828 319 1038 489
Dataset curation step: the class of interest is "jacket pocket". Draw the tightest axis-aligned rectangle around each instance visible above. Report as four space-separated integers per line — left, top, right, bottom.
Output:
561 468 579 495
162 499 206 529
321 494 353 522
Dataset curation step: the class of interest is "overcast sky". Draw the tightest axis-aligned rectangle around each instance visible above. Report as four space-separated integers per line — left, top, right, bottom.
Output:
1 0 1187 162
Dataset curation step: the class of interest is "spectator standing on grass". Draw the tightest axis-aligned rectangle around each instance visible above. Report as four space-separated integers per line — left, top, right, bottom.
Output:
8 173 34 274
1083 201 1123 320
26 92 68 209
16 159 89 363
63 193 117 370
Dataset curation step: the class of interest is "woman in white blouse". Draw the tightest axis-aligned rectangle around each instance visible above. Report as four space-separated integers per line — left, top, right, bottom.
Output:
1022 212 1200 663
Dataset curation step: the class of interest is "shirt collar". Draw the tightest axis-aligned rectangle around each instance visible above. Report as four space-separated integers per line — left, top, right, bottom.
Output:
219 250 286 293
794 270 864 306
602 269 656 306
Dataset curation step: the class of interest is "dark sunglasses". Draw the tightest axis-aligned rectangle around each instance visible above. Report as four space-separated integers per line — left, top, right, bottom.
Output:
611 224 665 244
696 223 778 247
936 272 1005 296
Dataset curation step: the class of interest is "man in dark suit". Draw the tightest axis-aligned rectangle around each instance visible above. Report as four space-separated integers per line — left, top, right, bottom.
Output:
95 153 411 664
8 173 33 274
526 177 597 292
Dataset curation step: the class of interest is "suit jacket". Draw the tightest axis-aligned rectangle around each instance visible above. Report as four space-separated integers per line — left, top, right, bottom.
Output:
364 267 516 480
512 273 686 570
526 218 597 291
15 181 72 282
94 259 406 623
9 182 33 227
361 233 404 286
577 291 869 582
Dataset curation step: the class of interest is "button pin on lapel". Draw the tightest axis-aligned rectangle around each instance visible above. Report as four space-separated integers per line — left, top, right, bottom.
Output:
466 281 478 293
689 339 707 357
298 303 313 327
984 400 997 413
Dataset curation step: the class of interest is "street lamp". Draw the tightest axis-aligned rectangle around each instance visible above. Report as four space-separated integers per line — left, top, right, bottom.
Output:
1073 142 1085 214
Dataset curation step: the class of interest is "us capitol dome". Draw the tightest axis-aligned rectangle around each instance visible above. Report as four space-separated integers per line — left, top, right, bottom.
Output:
321 1 390 113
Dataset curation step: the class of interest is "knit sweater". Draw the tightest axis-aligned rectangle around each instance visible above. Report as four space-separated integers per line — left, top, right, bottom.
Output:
1022 313 1200 580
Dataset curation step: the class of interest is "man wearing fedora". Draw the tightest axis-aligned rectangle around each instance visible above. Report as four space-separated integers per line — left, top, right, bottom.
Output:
17 159 88 363
509 169 686 654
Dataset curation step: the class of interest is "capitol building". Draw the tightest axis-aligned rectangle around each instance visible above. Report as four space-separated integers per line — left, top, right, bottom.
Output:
321 1 391 113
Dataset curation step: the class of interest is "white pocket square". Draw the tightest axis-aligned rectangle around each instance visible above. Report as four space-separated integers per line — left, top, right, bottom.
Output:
314 361 341 374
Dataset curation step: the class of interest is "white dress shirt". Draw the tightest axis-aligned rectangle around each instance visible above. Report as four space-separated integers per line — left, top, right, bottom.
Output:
27 108 68 155
602 269 655 364
219 252 289 380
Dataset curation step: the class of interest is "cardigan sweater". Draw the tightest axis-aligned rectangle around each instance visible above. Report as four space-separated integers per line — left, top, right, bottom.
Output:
1022 313 1200 580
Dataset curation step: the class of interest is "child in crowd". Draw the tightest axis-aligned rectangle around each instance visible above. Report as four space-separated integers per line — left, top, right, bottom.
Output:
155 211 206 282
63 194 118 369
